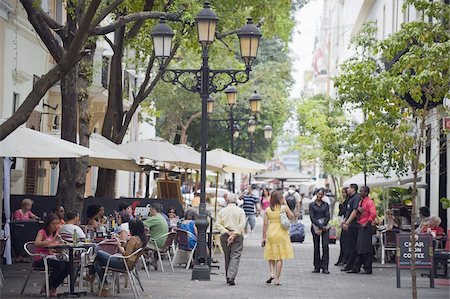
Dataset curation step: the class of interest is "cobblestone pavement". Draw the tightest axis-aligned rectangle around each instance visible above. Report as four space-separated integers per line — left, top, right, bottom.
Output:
1 216 448 299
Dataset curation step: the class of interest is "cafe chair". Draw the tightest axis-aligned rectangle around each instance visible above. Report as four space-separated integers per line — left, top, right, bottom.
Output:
78 245 96 293
21 241 54 298
380 229 400 264
145 231 177 273
173 229 197 270
99 248 144 299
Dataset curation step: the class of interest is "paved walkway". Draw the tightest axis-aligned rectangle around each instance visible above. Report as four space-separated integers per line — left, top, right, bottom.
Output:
1 216 449 298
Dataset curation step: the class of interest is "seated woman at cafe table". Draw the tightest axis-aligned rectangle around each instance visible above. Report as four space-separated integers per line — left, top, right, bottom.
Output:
415 206 430 234
420 215 444 237
86 205 101 231
14 198 39 221
178 209 198 250
34 213 70 297
167 207 180 229
59 211 86 241
85 219 147 296
117 210 131 241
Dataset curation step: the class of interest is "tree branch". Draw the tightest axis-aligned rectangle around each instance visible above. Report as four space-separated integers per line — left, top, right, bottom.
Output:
20 0 63 62
125 0 155 41
92 11 181 35
41 11 63 31
63 0 102 71
89 0 124 31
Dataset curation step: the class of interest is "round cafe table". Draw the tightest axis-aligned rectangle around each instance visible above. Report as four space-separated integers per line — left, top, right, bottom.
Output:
46 242 95 297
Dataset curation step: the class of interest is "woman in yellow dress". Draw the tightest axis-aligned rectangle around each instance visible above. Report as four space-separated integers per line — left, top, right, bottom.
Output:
262 191 295 285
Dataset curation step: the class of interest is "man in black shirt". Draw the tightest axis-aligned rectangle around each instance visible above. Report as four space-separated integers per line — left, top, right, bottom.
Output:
342 184 361 271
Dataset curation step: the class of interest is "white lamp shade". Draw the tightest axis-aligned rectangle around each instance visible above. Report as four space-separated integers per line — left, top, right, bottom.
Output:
197 20 217 43
153 36 172 58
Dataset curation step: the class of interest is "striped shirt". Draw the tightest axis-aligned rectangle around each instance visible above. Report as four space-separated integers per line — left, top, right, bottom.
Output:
241 194 259 215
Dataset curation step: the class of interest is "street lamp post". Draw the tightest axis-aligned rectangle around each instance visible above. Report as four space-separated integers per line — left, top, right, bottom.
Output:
151 2 261 281
209 87 262 193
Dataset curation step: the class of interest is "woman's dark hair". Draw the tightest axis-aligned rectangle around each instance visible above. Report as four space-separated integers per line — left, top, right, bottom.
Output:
419 206 430 218
260 188 270 204
119 210 130 223
399 206 411 221
86 205 100 219
43 213 59 236
167 207 176 214
270 191 283 211
129 219 147 247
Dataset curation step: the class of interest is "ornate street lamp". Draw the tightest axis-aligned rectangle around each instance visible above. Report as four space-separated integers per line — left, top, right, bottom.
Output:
247 117 256 134
237 18 262 66
233 123 240 139
150 17 174 65
207 96 214 114
224 85 238 106
249 90 262 113
151 2 261 281
264 125 273 140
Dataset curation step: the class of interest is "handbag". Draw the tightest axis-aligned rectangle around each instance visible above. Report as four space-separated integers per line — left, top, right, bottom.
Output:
280 206 291 230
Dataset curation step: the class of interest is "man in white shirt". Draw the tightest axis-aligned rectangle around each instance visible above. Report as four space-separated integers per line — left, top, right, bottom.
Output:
216 193 246 286
59 211 86 241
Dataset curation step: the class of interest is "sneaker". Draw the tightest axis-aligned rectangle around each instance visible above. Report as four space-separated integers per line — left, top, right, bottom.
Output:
149 258 158 271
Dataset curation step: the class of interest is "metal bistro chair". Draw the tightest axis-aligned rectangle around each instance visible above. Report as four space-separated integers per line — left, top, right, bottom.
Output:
145 231 177 273
21 241 57 298
380 229 400 264
99 248 144 299
173 229 197 270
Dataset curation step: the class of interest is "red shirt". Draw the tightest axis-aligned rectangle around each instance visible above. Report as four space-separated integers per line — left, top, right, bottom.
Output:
357 196 377 225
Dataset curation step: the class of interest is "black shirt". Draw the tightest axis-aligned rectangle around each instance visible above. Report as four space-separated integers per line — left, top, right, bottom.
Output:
338 198 349 217
309 200 330 229
345 193 361 228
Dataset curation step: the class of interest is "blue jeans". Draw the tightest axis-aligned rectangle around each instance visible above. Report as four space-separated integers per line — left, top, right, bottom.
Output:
245 214 256 231
93 250 126 282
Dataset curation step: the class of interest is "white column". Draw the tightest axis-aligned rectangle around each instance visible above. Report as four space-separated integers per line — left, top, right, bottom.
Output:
429 111 440 217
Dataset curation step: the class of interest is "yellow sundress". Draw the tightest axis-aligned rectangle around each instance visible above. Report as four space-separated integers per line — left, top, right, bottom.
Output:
264 205 294 260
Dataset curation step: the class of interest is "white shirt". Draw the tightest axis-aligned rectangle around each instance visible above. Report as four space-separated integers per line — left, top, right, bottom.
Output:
118 222 130 235
59 223 86 240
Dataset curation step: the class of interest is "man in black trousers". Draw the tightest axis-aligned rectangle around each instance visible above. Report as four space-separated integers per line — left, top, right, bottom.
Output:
342 184 361 271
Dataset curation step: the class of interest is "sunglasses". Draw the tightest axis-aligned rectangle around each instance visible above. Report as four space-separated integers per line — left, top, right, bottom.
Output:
168 211 175 213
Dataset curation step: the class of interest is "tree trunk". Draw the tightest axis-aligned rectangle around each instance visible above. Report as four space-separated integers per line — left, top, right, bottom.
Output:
95 25 125 197
56 6 81 212
55 67 79 211
75 45 95 205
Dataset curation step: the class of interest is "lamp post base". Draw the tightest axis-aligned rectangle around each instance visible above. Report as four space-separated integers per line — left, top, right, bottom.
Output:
191 264 211 281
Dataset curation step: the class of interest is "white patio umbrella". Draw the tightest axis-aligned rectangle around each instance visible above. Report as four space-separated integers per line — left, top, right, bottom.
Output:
255 169 311 181
117 137 187 165
207 149 267 173
255 169 311 189
175 144 223 172
89 134 142 172
0 127 93 265
342 170 422 188
0 127 92 158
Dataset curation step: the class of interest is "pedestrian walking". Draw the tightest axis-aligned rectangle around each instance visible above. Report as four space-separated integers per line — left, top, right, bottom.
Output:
262 191 295 285
346 186 376 274
335 187 349 266
240 186 261 237
215 193 246 286
342 184 361 271
309 188 331 274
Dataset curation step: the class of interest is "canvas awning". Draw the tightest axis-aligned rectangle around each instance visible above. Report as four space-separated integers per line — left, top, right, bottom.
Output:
207 149 267 173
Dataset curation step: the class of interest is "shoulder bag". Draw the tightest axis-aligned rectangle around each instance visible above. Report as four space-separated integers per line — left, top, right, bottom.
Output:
280 205 291 230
